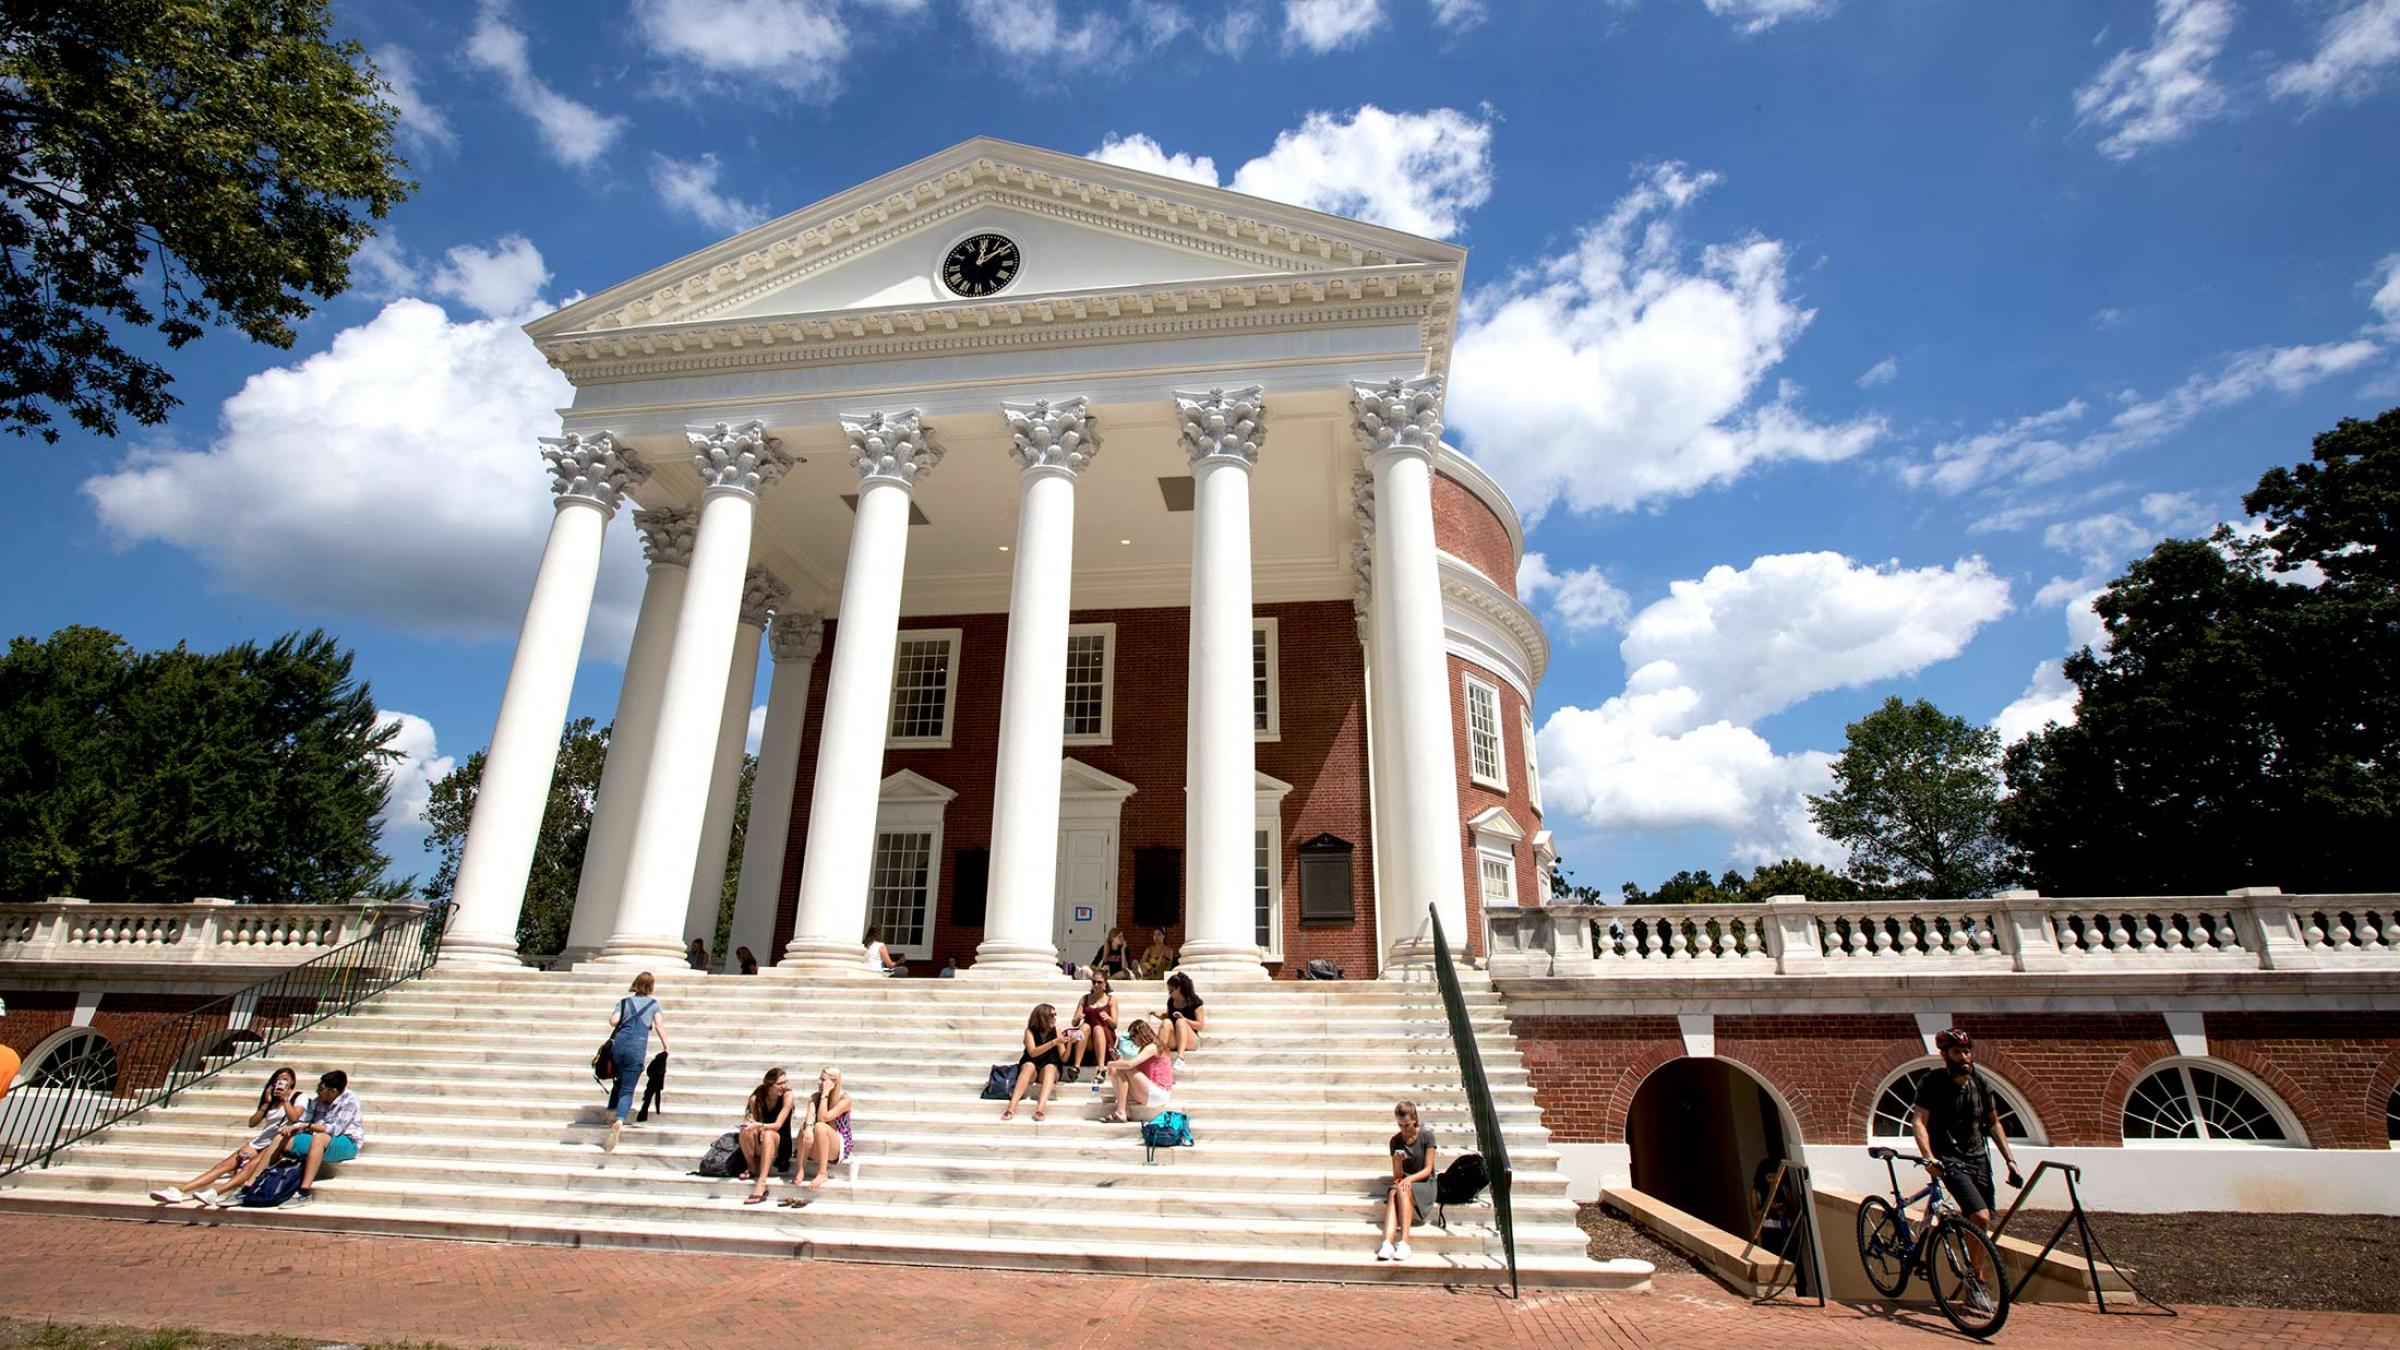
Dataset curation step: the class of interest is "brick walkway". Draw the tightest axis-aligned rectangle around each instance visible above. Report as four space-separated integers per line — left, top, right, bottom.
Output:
1 1215 2391 1348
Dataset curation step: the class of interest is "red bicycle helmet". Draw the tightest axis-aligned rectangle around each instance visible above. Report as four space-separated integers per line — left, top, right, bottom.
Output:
1934 1027 1975 1051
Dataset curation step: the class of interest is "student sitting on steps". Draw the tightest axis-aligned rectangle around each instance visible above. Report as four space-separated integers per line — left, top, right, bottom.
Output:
1066 973 1117 1081
278 1069 365 1209
1100 1020 1172 1123
149 1065 303 1207
737 1067 795 1205
1377 1099 1438 1262
783 1066 854 1204
1158 971 1206 1066
1004 1003 1071 1122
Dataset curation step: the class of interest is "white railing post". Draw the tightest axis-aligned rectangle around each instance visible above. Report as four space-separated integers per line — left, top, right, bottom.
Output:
2227 886 2319 970
185 898 234 964
1995 890 2067 972
1766 896 1823 974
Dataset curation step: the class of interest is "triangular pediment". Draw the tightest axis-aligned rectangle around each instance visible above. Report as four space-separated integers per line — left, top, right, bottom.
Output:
527 136 1463 342
1468 806 1526 843
1059 757 1139 801
878 768 957 804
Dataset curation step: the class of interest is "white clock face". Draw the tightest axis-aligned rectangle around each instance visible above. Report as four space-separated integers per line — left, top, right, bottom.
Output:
942 233 1020 297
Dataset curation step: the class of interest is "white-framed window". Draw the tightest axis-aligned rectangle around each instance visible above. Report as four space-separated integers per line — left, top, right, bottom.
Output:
1464 674 1506 790
1869 1061 2046 1144
1254 772 1292 961
2121 1060 2305 1146
869 770 954 962
1253 618 1280 742
887 629 961 747
1062 623 1115 745
1467 806 1526 912
1521 707 1543 815
1479 850 1516 910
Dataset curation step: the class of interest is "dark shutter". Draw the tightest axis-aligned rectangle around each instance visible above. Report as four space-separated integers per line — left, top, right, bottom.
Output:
1132 846 1182 929
1297 833 1355 923
950 847 990 928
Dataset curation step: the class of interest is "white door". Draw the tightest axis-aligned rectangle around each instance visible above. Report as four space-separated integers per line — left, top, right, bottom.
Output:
1053 826 1116 967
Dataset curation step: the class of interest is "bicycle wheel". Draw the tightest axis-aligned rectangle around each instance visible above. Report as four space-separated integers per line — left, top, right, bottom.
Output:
1924 1218 2011 1339
1853 1194 1912 1298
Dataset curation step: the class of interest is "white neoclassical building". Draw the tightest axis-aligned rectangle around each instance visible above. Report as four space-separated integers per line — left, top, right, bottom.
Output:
440 138 1552 981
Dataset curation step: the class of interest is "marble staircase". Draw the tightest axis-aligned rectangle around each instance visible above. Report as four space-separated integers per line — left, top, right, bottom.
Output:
0 968 1652 1288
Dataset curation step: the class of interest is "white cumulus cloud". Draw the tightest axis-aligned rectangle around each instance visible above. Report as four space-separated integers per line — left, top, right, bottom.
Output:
745 704 767 756
1285 0 1384 51
2269 0 2400 104
1537 551 2010 864
429 235 554 320
370 45 455 152
2370 254 2400 334
651 153 771 234
1518 552 1632 639
2073 0 2237 160
1091 106 1493 241
375 711 455 837
1447 162 1879 521
465 2 627 168
957 0 1184 59
1992 661 2076 746
82 289 646 657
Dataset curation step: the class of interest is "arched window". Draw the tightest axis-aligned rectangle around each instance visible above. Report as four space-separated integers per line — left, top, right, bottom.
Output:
1870 1062 2045 1144
2122 1061 2303 1145
19 1029 118 1093
2385 1082 2397 1149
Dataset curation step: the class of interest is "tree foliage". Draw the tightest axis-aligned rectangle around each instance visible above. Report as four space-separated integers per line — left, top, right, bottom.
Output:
0 625 402 902
1610 858 1866 906
2002 409 2400 893
0 0 412 440
1808 696 2007 898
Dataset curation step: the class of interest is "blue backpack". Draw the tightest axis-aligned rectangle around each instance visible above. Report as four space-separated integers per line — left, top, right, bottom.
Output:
241 1160 305 1207
1140 1110 1194 1162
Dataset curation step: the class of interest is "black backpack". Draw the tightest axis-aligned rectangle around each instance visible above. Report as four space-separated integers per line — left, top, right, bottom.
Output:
1436 1152 1490 1205
696 1131 742 1178
1299 959 1344 981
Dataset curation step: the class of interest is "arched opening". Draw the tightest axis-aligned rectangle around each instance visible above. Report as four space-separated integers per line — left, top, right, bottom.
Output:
1626 1056 1802 1239
14 1028 117 1093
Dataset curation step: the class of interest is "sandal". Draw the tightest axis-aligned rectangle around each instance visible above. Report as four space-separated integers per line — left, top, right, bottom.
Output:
778 1196 810 1208
1099 1111 1129 1123
742 1193 767 1205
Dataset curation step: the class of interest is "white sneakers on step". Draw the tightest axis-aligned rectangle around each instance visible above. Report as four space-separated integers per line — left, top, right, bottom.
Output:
148 1187 187 1205
1374 1240 1411 1262
194 1188 233 1207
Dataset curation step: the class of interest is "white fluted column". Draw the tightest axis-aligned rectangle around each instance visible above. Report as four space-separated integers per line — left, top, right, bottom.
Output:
1173 387 1270 981
444 433 647 968
596 421 793 966
1355 377 1467 969
781 410 945 976
682 567 786 950
727 612 821 970
973 398 1102 976
1353 476 1408 978
560 508 695 964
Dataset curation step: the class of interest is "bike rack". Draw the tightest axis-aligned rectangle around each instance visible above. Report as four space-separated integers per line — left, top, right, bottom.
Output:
1740 1159 1826 1307
1991 1160 2176 1316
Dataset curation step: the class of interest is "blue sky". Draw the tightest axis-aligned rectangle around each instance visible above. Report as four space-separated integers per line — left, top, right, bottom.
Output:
5 0 2396 895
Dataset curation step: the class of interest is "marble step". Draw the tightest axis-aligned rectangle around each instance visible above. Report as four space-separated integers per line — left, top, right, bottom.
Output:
323 1016 1517 1051
0 1188 1650 1289
404 973 1502 1002
348 1001 1516 1033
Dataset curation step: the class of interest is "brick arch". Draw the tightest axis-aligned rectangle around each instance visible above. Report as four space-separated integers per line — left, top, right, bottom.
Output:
1710 1052 1818 1143
2370 1048 2400 1147
1844 1041 2065 1144
2202 1042 2334 1147
1615 1051 1816 1144
2095 1036 2182 1146
1598 1042 1692 1144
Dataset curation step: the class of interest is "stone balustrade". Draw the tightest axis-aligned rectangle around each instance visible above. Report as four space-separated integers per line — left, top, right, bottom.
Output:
0 898 422 969
1485 888 2400 979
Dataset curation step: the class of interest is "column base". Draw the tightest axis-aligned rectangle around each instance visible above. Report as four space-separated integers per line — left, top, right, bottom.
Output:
772 936 880 979
554 944 603 968
584 932 688 968
962 940 1062 978
1174 941 1271 982
1380 937 1438 974
437 932 529 970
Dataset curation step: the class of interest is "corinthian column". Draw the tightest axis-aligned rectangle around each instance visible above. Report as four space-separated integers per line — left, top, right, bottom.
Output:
1353 474 1407 976
683 566 787 951
781 410 945 976
597 421 793 966
973 397 1102 976
445 433 647 968
1354 377 1466 968
727 610 821 970
561 508 695 964
1174 387 1270 981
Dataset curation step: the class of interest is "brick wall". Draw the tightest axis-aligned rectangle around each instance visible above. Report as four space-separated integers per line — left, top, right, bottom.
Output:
1509 1008 2400 1149
0 991 238 1094
772 599 1378 979
1449 654 1544 943
1431 470 1516 597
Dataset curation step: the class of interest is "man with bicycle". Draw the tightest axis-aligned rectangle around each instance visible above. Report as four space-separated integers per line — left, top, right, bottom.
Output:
1911 1028 2024 1310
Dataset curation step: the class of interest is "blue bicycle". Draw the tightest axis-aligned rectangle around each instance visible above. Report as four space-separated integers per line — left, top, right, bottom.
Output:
1855 1145 2012 1338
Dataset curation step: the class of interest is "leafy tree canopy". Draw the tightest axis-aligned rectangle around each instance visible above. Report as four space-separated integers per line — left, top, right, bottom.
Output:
1808 696 2007 898
0 625 404 902
0 0 412 440
2003 409 2399 893
1568 858 1866 906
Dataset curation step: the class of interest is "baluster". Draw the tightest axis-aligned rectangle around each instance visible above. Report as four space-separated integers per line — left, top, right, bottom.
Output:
2328 911 2356 950
2302 911 2329 948
2132 913 2158 951
2361 911 2387 951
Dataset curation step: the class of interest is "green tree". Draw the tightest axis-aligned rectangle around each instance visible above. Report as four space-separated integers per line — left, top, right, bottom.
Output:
1738 858 1866 906
1808 697 2006 898
2003 409 2399 892
0 0 412 440
422 719 608 957
0 625 401 902
712 754 756 960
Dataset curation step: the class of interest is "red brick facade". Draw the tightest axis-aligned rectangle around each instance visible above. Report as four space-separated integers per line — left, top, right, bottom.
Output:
1449 654 1544 939
1508 1008 2400 1150
1431 471 1517 598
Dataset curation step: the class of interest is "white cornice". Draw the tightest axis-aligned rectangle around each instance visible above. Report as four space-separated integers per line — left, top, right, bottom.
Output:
1440 550 1549 699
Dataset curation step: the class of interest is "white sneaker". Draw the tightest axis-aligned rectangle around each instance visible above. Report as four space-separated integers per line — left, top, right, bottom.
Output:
1393 1241 1412 1261
148 1187 187 1205
1375 1240 1396 1261
1172 1058 1186 1070
195 1188 231 1208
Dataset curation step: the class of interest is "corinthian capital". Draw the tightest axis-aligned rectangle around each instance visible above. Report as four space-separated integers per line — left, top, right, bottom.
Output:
540 431 647 513
738 567 789 629
688 420 795 499
633 507 697 570
1001 396 1101 477
1350 375 1445 463
1350 468 1375 533
1172 386 1266 468
768 611 824 664
842 408 945 488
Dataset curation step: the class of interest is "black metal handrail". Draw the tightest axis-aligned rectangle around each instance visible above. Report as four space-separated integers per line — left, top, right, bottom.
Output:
0 903 451 1177
1429 902 1517 1296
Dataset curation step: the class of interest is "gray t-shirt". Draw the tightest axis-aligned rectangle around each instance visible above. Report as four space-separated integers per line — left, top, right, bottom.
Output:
1390 1125 1438 1179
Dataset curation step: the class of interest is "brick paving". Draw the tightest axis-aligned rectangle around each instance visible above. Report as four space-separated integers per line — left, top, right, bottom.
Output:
1 1214 2393 1349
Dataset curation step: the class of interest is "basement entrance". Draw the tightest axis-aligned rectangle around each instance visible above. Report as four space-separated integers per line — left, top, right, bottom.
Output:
1625 1056 1800 1240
